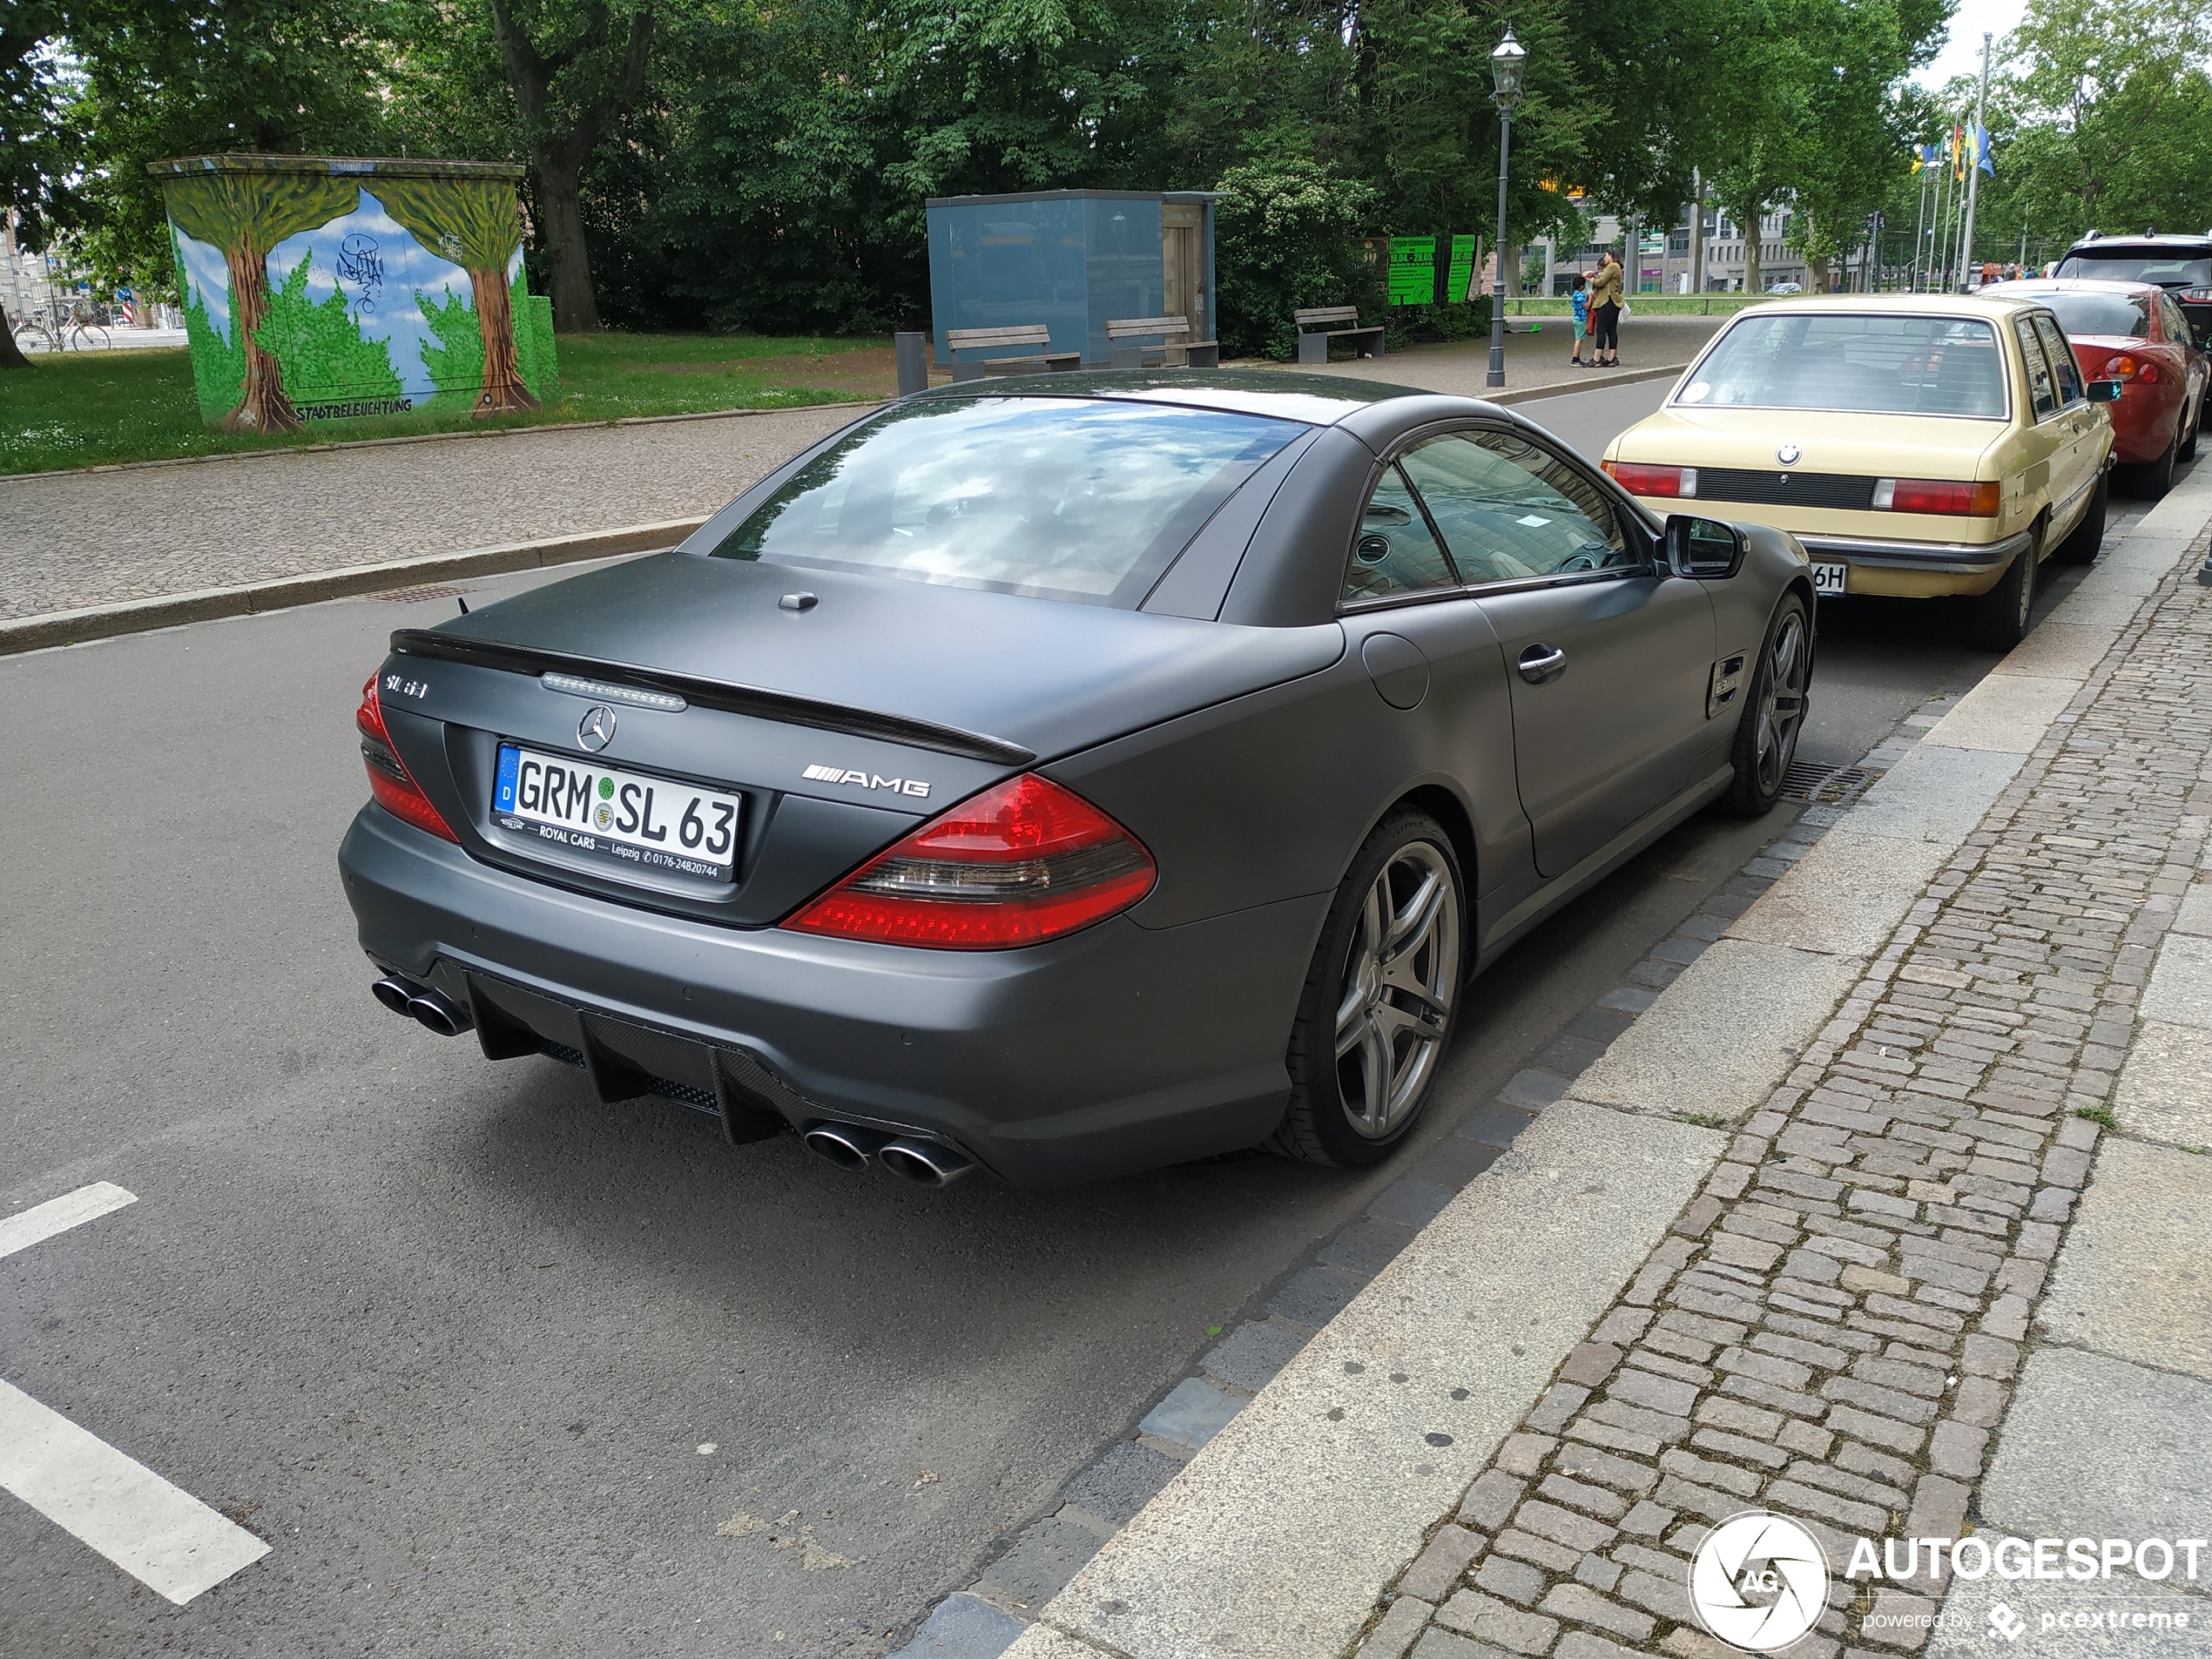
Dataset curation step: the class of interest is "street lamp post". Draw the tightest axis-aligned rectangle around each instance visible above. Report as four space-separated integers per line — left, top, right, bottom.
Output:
1485 25 1527 390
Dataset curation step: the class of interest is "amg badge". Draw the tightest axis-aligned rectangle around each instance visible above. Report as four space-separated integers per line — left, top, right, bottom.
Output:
802 764 932 799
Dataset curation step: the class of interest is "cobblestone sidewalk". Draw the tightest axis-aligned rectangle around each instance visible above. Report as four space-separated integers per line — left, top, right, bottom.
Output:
1348 532 2212 1659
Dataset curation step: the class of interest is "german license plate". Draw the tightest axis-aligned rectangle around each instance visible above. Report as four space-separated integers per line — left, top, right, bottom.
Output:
494 743 740 881
1811 561 1848 597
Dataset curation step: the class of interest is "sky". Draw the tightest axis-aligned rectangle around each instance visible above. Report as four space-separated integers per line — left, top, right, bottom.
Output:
1913 0 2030 92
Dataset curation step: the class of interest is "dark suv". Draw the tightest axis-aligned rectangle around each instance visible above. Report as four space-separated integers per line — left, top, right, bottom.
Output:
2056 232 2212 347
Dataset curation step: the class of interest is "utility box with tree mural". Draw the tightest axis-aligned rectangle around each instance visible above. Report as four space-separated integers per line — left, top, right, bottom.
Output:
148 154 557 433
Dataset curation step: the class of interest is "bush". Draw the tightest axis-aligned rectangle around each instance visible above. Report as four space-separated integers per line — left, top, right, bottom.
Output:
1213 160 1382 360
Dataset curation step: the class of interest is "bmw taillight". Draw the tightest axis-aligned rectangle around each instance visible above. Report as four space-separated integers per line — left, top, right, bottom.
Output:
784 772 1156 949
1603 461 1697 497
1870 478 2002 516
357 675 459 843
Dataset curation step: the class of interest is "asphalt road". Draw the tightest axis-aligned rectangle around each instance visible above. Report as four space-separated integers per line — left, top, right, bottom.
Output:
2 380 2175 1657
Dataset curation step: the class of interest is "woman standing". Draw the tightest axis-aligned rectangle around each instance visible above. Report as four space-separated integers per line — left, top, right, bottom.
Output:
1588 249 1624 368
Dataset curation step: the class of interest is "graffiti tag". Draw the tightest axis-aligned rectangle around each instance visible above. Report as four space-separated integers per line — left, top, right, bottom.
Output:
336 233 386 317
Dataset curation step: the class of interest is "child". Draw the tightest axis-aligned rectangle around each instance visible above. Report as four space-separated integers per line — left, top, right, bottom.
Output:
1569 273 1589 366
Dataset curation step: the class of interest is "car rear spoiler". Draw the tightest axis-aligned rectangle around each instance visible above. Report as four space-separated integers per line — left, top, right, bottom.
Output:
388 629 1036 765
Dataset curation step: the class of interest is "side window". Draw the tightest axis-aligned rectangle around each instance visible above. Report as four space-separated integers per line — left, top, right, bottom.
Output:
1398 430 1633 584
2034 315 2083 404
1343 465 1458 603
2015 318 2060 419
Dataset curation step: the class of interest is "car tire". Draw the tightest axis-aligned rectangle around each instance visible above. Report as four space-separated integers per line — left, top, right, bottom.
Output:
2134 431 2177 498
1966 523 2040 651
1726 592 1811 817
2180 395 2202 464
2052 469 2107 565
1271 811 1464 1169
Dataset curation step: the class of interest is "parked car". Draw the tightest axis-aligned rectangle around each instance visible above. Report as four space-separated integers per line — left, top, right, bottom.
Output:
2054 231 2212 350
1601 293 2119 650
341 374 1812 1188
1986 276 2208 496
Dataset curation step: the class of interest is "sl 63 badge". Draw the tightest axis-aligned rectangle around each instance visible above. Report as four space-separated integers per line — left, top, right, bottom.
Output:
802 764 931 799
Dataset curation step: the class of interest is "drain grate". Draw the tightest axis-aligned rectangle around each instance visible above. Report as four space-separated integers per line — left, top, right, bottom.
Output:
373 584 469 604
1781 761 1883 806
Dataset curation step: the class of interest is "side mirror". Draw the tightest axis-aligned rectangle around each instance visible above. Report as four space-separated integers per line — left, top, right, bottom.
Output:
2085 380 2122 403
1664 514 1747 579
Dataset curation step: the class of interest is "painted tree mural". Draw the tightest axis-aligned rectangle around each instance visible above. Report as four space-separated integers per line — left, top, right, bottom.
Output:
374 175 540 415
153 162 359 432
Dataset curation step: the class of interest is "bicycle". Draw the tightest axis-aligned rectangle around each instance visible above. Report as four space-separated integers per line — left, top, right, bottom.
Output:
10 311 58 353
62 302 111 350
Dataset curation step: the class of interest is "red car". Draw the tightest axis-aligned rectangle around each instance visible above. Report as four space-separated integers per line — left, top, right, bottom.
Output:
1988 276 2209 495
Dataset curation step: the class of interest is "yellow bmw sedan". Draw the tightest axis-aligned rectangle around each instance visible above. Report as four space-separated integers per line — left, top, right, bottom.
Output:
1602 294 2120 648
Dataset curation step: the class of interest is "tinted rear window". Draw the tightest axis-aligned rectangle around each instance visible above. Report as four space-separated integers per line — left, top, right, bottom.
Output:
1676 314 2007 418
2036 290 2150 339
710 397 1300 606
2055 249 2212 289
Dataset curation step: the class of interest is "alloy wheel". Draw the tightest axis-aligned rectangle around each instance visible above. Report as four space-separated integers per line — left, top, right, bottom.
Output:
1754 607 1809 799
1334 842 1461 1139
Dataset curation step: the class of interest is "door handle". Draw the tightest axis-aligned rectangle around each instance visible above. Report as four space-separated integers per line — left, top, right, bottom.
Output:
1518 644 1568 685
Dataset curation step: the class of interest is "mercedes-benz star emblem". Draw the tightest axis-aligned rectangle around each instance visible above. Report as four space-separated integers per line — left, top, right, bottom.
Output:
1777 442 1801 465
577 705 617 752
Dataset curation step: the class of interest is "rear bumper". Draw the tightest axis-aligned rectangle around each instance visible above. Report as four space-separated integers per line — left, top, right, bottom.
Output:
1792 528 2033 598
339 805 1321 1186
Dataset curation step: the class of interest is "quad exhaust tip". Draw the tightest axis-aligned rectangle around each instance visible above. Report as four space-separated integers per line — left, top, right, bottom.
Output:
879 1137 975 1188
801 1122 887 1171
803 1123 974 1186
371 975 474 1037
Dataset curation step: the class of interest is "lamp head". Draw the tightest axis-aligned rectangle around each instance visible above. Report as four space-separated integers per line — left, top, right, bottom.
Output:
1490 26 1527 105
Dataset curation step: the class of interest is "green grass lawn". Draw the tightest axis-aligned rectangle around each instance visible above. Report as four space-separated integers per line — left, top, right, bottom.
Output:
0 332 892 475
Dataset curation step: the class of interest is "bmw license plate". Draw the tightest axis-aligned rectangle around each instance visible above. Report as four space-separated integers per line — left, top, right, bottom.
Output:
1811 561 1848 597
494 743 741 881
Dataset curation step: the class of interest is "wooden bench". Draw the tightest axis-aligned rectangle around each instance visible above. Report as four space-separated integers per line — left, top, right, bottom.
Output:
1106 315 1221 369
1294 306 1385 365
946 324 1081 382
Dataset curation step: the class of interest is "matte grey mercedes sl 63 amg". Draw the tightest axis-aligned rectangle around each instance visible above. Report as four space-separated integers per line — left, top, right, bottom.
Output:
341 372 1813 1187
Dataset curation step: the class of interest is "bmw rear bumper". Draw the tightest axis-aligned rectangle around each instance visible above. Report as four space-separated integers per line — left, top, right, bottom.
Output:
339 806 1321 1186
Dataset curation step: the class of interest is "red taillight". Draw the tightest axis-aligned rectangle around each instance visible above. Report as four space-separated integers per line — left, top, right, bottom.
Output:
1603 461 1696 497
356 675 459 843
783 772 1156 949
1871 477 2002 516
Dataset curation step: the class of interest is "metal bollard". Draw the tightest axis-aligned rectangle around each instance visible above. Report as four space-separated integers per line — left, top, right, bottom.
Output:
894 332 928 397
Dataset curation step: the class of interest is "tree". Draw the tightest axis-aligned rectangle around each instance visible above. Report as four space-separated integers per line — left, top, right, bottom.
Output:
156 159 358 429
374 171 540 412
485 0 655 332
2001 0 2212 239
3 6 69 368
60 0 393 298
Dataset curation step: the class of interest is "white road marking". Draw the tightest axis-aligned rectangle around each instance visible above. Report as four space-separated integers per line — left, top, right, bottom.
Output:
0 1379 269 1604
0 1182 137 1260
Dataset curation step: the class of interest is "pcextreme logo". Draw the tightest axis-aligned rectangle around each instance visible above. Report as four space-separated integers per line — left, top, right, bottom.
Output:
1690 1511 1831 1652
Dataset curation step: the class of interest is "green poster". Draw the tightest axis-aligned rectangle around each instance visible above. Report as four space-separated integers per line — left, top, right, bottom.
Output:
1447 235 1476 303
1388 237 1437 306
